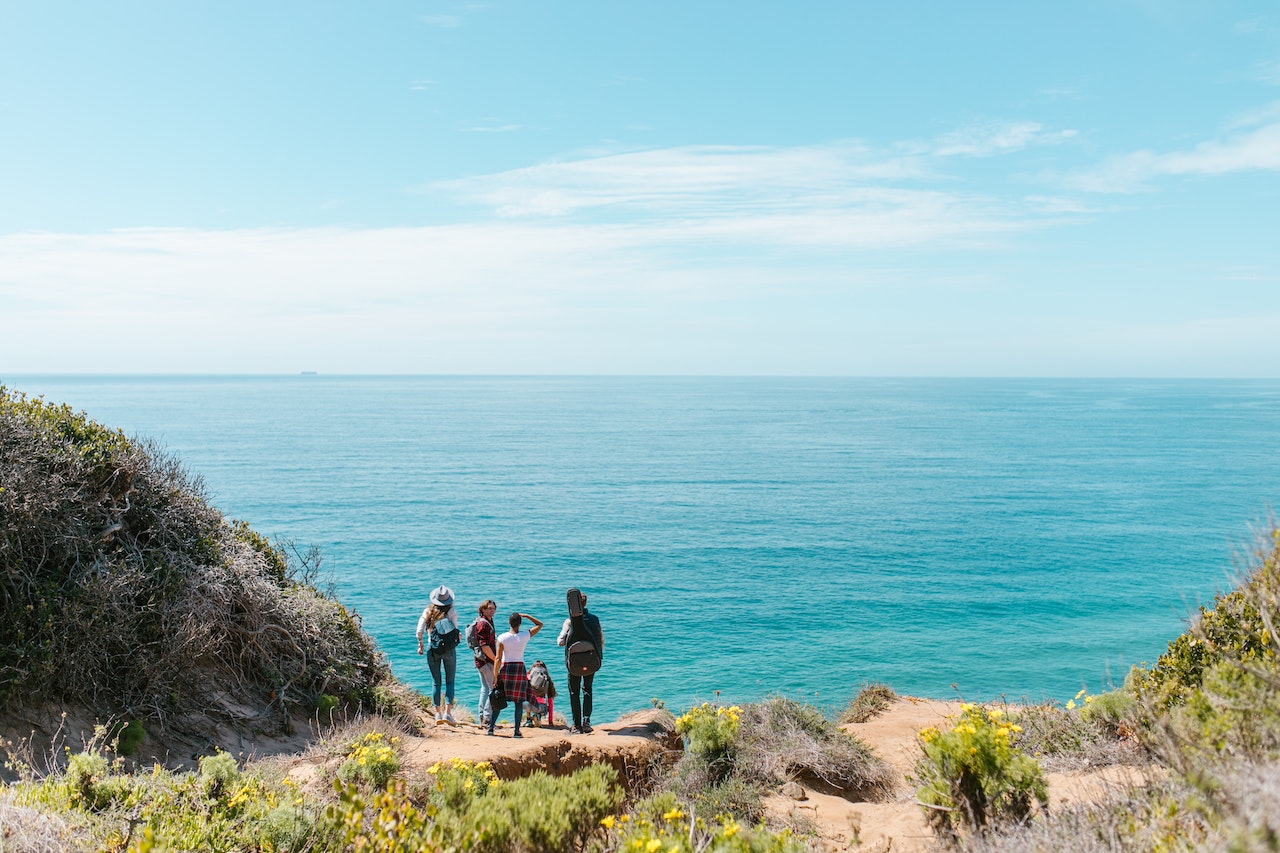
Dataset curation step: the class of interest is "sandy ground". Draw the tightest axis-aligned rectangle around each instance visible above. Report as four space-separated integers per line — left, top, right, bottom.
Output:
285 709 679 794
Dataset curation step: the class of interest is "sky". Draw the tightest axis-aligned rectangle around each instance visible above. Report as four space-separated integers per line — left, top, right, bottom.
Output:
1 1 1278 375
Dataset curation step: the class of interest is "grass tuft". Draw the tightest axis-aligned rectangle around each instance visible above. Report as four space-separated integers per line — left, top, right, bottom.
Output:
840 683 897 724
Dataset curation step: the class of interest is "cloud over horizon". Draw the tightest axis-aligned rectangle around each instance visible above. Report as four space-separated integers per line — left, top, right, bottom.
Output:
1067 107 1280 192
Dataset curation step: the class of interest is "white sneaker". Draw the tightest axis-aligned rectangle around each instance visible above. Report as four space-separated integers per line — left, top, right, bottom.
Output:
434 711 444 725
445 709 457 725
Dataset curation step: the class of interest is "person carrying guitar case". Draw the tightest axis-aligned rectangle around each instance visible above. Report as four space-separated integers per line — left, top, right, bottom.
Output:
557 587 604 734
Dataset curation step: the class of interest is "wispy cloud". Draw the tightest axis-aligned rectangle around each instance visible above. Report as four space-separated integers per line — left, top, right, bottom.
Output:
1067 110 1280 192
460 119 523 133
928 121 1078 157
0 126 1107 372
1034 86 1084 102
1254 59 1280 85
1234 17 1279 35
432 143 933 218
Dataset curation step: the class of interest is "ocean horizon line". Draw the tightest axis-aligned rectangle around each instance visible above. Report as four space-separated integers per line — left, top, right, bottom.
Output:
6 373 1280 381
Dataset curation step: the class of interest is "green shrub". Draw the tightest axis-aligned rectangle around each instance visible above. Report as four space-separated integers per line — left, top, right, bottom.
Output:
840 683 897 724
448 764 622 853
1137 529 1280 715
258 802 320 853
65 749 130 811
686 775 768 824
422 757 499 811
1133 530 1280 769
1077 685 1138 737
605 790 808 852
336 731 401 790
0 386 393 727
231 520 289 585
1168 658 1280 763
676 702 743 774
198 751 239 798
916 703 1048 843
323 781 445 853
1005 691 1140 771
111 719 146 757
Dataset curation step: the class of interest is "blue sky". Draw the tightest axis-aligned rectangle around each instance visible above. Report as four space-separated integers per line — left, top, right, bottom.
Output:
2 1 1278 375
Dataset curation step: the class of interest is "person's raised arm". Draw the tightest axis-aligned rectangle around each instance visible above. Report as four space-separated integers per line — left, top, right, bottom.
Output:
523 613 544 637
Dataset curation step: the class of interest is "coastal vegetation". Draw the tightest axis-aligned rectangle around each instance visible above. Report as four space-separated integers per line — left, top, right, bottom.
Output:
668 696 894 824
0 386 417 749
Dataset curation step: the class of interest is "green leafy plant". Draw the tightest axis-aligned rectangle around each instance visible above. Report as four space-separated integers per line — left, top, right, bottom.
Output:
604 791 808 852
336 731 401 790
423 757 499 811
676 702 743 780
198 751 239 799
1136 529 1280 715
916 703 1048 843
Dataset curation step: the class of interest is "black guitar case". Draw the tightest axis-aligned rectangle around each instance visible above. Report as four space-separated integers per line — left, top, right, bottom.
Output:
565 587 601 676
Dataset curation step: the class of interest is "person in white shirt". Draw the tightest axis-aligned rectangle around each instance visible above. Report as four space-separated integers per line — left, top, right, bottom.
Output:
488 611 543 738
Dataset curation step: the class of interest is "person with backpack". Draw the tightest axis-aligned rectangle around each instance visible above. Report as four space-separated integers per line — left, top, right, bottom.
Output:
523 660 557 727
466 599 499 728
416 585 460 725
488 611 543 738
557 589 604 734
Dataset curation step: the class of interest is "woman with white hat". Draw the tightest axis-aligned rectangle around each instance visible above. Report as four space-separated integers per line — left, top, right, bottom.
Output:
417 585 460 725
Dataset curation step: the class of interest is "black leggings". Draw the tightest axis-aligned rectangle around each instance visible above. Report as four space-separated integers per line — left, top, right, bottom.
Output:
568 673 593 725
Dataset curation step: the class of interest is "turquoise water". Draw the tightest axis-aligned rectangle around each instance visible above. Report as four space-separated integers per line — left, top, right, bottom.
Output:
8 376 1280 718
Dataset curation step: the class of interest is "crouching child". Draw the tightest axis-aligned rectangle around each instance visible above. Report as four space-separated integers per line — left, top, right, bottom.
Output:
523 660 557 727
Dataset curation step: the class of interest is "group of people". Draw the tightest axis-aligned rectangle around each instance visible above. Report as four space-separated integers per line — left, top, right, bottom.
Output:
416 586 604 738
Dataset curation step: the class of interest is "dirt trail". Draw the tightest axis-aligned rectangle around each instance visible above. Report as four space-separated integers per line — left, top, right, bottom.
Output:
285 710 678 794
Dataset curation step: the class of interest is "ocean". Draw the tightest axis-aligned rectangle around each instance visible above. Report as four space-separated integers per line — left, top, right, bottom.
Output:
8 375 1280 719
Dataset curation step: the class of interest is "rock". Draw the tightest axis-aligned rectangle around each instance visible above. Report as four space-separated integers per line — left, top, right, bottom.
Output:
780 781 807 800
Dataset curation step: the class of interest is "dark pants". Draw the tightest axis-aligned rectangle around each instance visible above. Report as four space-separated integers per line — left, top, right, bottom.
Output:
568 673 594 726
488 700 524 736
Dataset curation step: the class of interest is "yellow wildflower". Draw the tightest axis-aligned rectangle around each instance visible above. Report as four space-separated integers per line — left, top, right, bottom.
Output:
600 815 616 829
1066 700 1076 710
662 807 685 821
646 839 663 852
